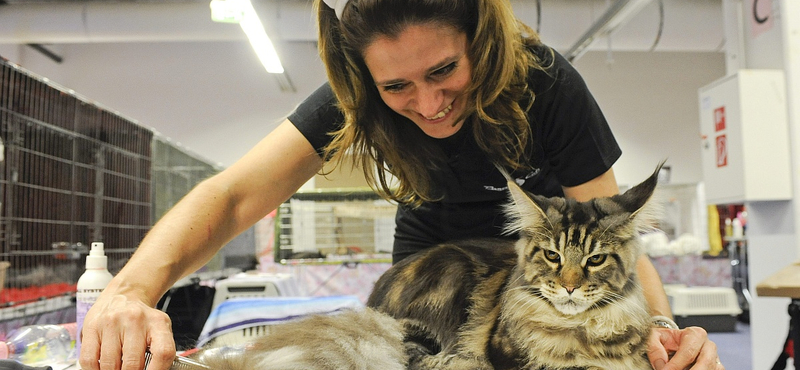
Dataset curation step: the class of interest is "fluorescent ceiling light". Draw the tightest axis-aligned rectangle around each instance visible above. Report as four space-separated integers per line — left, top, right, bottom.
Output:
565 0 654 62
210 0 284 74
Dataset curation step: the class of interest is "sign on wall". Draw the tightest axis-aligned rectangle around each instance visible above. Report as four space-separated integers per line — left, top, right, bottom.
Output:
716 135 728 168
749 0 774 38
714 106 728 168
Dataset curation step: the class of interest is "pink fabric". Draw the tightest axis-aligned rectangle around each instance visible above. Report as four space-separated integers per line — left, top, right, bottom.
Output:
649 255 732 287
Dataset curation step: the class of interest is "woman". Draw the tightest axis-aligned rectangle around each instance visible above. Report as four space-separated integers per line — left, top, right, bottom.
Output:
79 0 722 369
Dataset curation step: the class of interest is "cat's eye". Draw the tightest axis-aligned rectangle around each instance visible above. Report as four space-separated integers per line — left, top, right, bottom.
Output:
543 250 560 263
586 254 607 266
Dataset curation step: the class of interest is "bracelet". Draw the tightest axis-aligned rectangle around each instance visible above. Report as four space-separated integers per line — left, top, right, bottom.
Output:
652 315 679 329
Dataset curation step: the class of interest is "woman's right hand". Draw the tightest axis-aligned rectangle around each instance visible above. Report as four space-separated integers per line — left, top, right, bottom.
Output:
78 293 176 370
76 119 323 370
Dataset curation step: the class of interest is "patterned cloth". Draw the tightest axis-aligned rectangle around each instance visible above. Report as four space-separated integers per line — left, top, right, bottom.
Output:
197 295 363 347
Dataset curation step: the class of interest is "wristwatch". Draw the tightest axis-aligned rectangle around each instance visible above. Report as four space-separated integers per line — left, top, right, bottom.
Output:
652 315 679 329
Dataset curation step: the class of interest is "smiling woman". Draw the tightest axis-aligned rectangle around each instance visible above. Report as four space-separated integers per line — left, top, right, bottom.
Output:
78 1 723 370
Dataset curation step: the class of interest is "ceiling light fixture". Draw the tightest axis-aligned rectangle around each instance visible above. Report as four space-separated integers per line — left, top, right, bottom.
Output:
210 0 284 74
564 0 654 62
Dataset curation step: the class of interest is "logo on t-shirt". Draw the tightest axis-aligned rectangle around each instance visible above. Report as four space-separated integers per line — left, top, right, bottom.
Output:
484 168 540 191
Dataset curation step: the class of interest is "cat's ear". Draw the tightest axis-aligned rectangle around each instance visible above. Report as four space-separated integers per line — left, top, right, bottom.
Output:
614 161 665 230
496 164 553 234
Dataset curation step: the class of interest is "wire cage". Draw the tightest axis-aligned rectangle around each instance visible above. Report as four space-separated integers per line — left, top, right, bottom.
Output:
0 58 232 323
151 137 221 221
275 188 396 264
0 59 153 307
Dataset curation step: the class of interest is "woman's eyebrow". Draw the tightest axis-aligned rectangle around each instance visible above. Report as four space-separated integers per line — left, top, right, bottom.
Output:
375 78 406 86
374 55 462 86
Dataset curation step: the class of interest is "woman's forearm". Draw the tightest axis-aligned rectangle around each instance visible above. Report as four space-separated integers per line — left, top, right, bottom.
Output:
105 119 323 306
637 255 673 318
105 179 243 306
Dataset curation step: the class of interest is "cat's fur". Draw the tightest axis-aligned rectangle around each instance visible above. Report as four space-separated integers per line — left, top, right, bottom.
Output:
196 165 661 370
196 308 407 370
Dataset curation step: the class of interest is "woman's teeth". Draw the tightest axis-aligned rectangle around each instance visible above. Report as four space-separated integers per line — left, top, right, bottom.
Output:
426 104 452 120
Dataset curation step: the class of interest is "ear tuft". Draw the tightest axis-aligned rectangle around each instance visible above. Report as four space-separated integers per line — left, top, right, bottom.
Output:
496 164 553 235
613 161 666 233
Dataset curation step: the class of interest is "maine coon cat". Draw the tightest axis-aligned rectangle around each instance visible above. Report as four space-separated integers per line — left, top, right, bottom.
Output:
195 165 661 370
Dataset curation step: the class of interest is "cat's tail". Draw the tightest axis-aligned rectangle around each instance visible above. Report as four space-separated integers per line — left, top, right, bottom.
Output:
193 308 407 370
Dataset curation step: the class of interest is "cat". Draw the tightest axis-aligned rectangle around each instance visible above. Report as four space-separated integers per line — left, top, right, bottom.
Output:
194 165 661 370
367 165 658 370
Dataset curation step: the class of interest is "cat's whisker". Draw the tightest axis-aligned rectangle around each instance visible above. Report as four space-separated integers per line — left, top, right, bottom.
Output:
528 229 551 240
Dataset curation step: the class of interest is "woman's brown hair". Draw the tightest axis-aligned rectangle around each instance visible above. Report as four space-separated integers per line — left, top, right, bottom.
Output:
317 0 545 206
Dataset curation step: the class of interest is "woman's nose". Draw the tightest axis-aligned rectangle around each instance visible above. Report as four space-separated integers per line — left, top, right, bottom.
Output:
413 84 444 118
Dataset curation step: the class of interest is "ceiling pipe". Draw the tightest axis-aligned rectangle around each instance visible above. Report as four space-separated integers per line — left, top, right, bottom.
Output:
565 0 655 62
26 43 63 63
511 0 724 55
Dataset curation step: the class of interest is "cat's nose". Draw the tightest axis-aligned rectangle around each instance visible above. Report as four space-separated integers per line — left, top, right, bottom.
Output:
563 285 578 294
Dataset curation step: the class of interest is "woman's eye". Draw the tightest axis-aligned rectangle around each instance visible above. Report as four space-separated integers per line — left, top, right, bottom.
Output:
587 254 607 266
431 62 457 78
544 250 560 263
381 83 406 93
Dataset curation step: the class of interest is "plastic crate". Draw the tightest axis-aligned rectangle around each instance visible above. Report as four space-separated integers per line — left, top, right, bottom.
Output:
667 286 742 332
211 272 300 310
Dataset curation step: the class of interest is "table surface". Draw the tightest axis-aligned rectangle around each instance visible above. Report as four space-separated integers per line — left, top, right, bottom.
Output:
756 261 800 298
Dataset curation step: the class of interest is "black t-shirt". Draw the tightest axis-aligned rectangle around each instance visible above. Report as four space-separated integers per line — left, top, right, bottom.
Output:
288 45 621 263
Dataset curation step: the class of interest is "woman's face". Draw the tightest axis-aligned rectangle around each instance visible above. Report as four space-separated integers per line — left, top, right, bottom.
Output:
363 23 471 139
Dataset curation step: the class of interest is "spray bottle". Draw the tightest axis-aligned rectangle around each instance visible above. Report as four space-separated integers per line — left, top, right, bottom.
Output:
75 242 114 361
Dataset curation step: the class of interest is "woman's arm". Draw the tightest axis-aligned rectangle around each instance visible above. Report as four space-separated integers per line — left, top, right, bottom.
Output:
561 167 619 202
79 120 324 370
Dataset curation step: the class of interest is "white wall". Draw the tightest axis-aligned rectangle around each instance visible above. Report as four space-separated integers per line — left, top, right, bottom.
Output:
0 44 20 63
574 50 726 186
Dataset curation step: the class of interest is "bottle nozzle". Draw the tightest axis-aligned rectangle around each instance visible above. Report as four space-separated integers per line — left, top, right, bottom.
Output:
86 242 108 269
90 242 104 256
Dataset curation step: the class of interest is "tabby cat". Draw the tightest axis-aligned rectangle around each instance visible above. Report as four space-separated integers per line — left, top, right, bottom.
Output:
196 165 661 370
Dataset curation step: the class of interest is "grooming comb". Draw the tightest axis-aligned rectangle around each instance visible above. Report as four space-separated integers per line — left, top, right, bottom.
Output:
143 351 209 370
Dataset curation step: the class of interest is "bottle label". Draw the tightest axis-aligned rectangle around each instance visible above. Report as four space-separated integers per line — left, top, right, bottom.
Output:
75 289 103 360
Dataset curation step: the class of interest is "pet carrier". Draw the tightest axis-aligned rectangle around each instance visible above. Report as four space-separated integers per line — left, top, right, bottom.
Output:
667 286 742 332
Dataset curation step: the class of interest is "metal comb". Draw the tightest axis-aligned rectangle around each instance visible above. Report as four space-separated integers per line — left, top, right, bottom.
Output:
143 351 210 370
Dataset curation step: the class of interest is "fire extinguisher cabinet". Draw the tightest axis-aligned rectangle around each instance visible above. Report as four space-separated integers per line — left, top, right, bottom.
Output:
698 69 792 205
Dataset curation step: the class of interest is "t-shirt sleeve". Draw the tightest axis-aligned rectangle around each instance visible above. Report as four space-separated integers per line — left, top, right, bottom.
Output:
287 82 345 157
529 47 622 187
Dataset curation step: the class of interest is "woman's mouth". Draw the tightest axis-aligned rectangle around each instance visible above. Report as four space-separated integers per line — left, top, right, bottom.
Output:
425 104 453 121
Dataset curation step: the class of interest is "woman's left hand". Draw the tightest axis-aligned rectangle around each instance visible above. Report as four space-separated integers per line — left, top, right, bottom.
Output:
646 326 724 370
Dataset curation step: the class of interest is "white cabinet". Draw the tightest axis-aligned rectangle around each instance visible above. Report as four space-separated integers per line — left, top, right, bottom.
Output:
698 70 792 205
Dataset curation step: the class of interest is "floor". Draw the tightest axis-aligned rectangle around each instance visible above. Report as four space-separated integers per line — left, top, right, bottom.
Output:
709 321 753 370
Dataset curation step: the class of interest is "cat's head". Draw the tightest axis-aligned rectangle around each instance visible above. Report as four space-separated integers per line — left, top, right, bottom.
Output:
501 164 662 315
